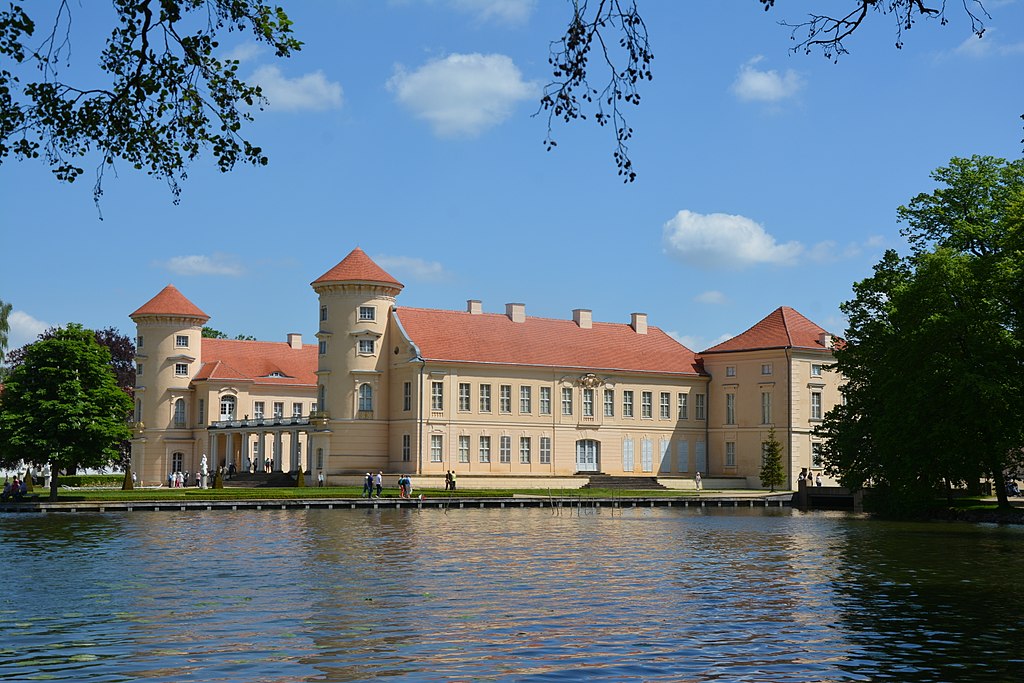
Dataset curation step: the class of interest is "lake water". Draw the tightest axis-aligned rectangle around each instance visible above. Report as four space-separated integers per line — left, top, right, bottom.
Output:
1 507 1022 682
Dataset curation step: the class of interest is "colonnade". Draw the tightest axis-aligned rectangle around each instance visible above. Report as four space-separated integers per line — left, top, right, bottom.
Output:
208 428 312 473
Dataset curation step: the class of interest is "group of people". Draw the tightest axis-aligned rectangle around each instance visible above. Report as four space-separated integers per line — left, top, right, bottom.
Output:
167 470 200 487
1 477 29 501
798 469 823 487
444 470 457 491
360 471 416 498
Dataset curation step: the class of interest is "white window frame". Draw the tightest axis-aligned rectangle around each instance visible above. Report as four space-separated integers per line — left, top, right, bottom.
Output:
499 435 511 464
726 393 736 425
540 436 551 464
500 385 512 413
430 434 443 462
479 436 491 463
561 387 573 416
761 391 772 425
520 386 532 414
458 383 471 412
431 381 444 411
458 435 470 463
623 390 634 418
677 393 688 420
402 435 411 462
604 389 614 417
175 334 189 348
292 402 303 417
254 401 265 419
358 339 375 355
403 382 412 412
273 401 284 418
174 363 188 377
519 436 531 464
480 384 492 412
622 437 635 472
539 386 551 415
695 393 706 420
726 441 736 468
583 388 594 417
641 391 653 419
641 438 653 472
811 391 822 420
660 392 671 419
726 365 736 377
811 364 822 377
761 363 773 375
358 384 373 412
358 306 376 322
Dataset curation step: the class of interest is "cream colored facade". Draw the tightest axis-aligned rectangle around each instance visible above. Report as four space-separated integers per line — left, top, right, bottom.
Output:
130 250 842 489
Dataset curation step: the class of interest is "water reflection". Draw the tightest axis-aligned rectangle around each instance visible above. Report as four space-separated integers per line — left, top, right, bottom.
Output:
1 508 1021 681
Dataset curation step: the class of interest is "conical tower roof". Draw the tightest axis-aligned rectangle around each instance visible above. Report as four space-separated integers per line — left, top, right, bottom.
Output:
130 284 210 321
312 247 403 290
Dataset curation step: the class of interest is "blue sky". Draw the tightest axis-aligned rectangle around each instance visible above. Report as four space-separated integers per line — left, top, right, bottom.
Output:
2 0 1023 355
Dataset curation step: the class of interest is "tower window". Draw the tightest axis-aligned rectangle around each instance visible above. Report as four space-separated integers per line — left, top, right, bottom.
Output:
359 306 376 321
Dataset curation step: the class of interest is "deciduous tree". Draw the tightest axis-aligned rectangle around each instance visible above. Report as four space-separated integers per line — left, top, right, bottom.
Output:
0 324 133 499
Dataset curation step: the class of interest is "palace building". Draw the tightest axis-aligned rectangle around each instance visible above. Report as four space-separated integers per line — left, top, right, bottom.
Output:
129 247 842 489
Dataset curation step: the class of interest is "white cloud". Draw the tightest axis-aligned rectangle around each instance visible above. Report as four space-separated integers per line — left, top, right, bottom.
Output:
694 290 728 305
663 210 803 269
224 42 264 63
731 55 803 102
448 0 536 25
953 28 1024 58
160 254 245 277
6 310 50 351
387 53 538 137
374 255 449 282
250 65 343 111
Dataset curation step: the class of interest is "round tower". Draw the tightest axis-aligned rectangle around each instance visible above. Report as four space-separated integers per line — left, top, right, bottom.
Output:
310 247 403 473
129 285 209 485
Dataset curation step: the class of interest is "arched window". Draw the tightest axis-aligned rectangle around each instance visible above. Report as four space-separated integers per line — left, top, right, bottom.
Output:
173 399 186 427
358 383 373 412
220 395 236 420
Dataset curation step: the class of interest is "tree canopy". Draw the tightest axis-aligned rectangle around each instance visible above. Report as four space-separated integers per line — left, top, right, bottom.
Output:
0 324 134 499
818 156 1024 517
0 298 10 358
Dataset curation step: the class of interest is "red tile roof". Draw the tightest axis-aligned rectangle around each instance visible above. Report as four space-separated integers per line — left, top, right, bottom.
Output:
193 339 318 386
395 308 702 375
130 285 209 320
701 306 835 354
312 247 403 289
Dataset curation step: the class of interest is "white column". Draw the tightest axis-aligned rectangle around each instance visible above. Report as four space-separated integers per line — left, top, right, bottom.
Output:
274 431 283 472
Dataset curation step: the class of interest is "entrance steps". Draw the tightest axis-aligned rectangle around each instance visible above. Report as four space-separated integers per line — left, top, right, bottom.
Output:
581 475 668 490
223 472 297 488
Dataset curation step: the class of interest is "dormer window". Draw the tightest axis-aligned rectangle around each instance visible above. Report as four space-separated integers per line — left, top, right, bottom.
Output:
265 371 288 378
358 306 376 322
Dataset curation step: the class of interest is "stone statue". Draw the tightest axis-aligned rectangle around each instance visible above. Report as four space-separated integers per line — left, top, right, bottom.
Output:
201 454 209 476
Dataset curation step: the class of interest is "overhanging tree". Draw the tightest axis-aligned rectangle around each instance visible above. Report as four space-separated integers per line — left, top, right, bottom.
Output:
819 156 1024 517
0 324 133 499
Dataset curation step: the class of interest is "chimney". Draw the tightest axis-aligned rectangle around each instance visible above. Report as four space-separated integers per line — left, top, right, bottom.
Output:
287 333 302 350
573 308 592 329
819 332 834 349
506 303 526 323
467 300 483 315
631 312 648 335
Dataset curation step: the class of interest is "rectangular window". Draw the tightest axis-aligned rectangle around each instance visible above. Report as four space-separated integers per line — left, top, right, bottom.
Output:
641 391 653 419
174 363 188 377
660 392 671 419
430 434 443 462
520 386 532 414
499 436 511 464
539 386 551 415
761 392 771 424
403 382 412 412
292 402 303 417
726 365 736 377
273 401 284 418
358 339 375 354
137 363 143 377
761 363 773 375
519 436 531 464
726 393 735 425
695 393 706 420
812 443 823 468
582 388 594 417
431 381 444 411
811 391 822 420
660 438 671 473
622 437 635 472
458 435 470 463
254 401 265 419
561 387 573 416
458 383 471 412
320 305 327 322
500 385 512 413
198 399 205 425
604 389 614 417
318 340 327 355
479 436 491 463
175 334 188 348
402 434 411 462
623 390 634 418
358 306 376 321
677 440 689 472
677 393 688 420
540 436 551 464
641 438 653 472
480 384 492 412
811 364 822 377
726 441 736 467
137 335 144 348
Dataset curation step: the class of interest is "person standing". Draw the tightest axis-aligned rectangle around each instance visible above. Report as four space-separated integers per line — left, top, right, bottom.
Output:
694 471 702 491
450 470 457 492
317 471 324 488
375 471 383 498
444 471 452 491
815 473 822 487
